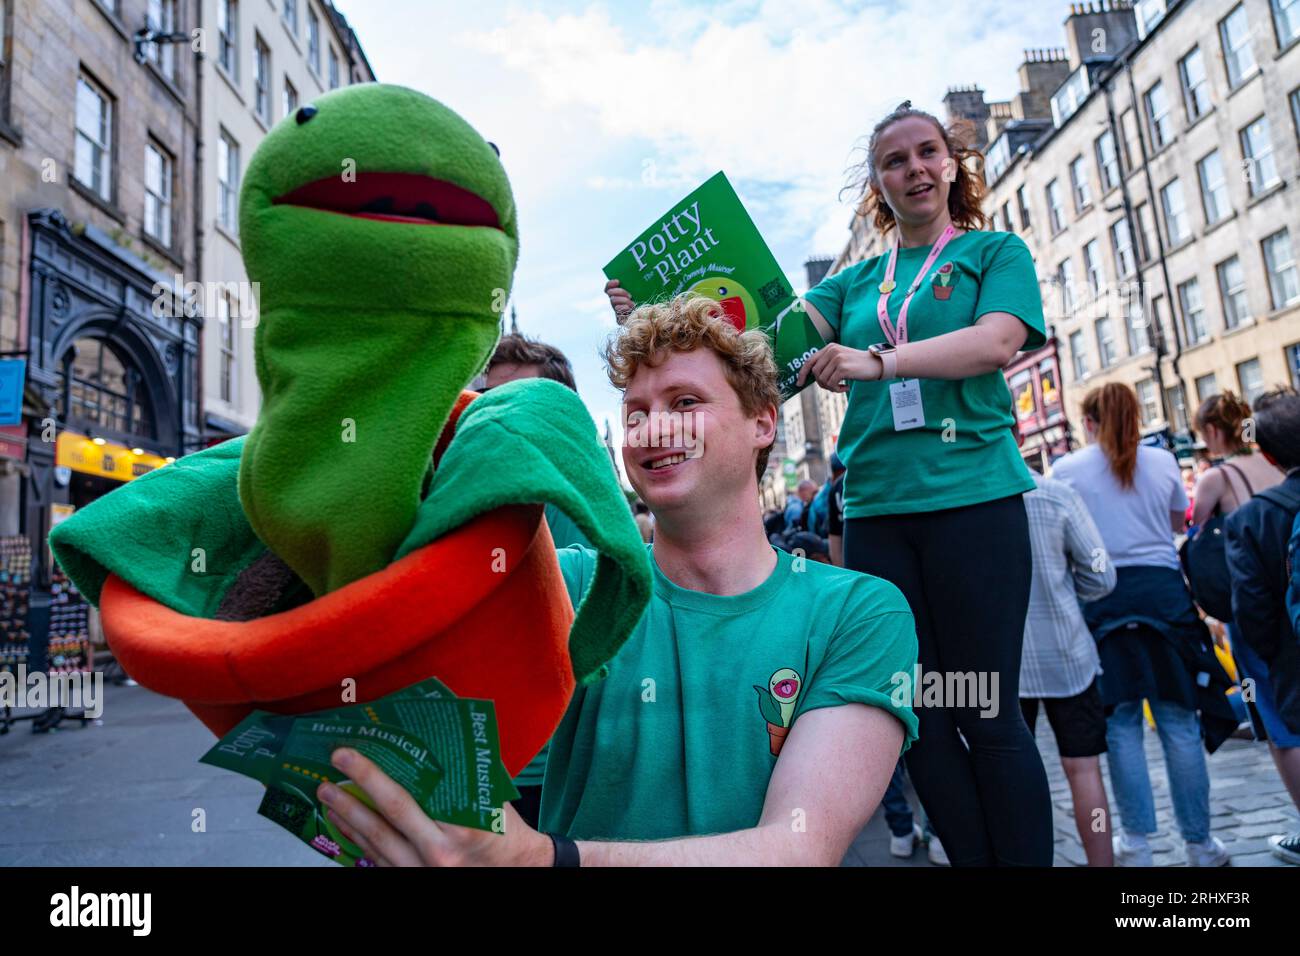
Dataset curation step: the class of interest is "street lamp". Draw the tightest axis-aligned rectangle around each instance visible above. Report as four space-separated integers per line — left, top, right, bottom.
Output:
132 26 193 66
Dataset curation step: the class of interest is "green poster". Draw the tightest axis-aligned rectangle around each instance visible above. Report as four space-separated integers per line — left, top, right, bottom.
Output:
603 171 829 400
782 458 798 492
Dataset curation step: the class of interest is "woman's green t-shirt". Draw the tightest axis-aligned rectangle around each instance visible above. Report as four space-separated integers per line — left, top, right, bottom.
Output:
802 230 1046 520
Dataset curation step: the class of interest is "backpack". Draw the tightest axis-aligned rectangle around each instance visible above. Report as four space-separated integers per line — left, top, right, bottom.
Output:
1289 512 1300 641
1254 483 1300 642
1180 462 1253 622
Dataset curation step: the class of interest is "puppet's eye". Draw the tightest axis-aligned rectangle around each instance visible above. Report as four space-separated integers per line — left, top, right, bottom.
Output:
296 106 318 125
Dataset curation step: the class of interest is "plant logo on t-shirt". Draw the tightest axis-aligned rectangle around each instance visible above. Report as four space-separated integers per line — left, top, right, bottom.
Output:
753 667 802 756
931 262 961 301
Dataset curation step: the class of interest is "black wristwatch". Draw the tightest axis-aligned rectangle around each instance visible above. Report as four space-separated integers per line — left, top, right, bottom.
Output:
548 832 581 867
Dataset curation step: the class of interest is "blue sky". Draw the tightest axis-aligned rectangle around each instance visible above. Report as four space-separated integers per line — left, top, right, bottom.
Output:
337 0 1068 458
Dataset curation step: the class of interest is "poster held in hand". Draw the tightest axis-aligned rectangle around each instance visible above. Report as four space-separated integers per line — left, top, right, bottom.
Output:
602 171 829 400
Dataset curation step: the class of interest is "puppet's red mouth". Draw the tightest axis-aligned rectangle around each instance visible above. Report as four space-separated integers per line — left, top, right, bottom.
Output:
273 172 503 229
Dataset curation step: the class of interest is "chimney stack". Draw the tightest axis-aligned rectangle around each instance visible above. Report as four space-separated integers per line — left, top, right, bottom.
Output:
1014 48 1071 120
804 256 834 290
1063 0 1138 70
942 85 992 151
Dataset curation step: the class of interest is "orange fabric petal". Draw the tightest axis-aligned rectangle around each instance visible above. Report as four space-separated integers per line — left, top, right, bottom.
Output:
101 503 576 779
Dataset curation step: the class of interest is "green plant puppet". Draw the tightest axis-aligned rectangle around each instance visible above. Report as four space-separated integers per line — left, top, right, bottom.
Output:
48 85 651 777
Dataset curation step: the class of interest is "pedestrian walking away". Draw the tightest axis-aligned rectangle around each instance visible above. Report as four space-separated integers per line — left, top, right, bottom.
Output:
1019 470 1117 866
1054 383 1235 868
1189 391 1297 838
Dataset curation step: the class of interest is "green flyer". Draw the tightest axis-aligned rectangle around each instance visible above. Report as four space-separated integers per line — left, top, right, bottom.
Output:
200 677 520 867
262 718 446 867
199 710 294 783
197 676 460 786
602 171 831 399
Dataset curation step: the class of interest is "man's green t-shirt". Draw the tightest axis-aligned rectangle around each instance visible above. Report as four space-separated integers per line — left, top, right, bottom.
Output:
542 503 591 554
538 544 919 841
512 504 594 789
802 230 1045 520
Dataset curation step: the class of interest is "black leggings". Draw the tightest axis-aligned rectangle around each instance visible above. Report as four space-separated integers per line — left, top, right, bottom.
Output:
844 493 1053 866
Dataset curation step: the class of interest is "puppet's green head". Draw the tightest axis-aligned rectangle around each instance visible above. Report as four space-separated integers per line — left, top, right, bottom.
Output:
239 83 518 325
235 85 523 596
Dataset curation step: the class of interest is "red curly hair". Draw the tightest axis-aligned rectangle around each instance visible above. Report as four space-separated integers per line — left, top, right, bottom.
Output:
843 101 991 235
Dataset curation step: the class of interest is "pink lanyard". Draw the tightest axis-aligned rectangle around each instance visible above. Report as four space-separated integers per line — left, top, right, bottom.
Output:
876 223 956 346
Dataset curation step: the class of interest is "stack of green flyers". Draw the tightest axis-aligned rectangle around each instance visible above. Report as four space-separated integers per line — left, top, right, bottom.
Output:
603 171 833 401
200 677 520 867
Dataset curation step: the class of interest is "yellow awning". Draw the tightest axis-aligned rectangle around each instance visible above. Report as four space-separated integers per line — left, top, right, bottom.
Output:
55 431 171 482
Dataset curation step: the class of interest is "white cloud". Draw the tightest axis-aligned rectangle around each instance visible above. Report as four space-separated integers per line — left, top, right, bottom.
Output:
574 291 620 329
462 0 1064 278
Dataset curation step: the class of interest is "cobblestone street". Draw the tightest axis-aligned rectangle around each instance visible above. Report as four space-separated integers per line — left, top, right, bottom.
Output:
848 713 1300 866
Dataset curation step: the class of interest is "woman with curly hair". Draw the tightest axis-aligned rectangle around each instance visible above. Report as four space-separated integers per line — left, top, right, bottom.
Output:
794 102 1054 866
1191 391 1283 527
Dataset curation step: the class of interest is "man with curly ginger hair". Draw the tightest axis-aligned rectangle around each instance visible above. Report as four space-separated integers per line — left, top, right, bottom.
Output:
319 294 920 867
522 293 920 864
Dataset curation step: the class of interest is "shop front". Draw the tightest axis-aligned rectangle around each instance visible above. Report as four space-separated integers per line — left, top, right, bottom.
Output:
1006 340 1074 474
3 209 200 705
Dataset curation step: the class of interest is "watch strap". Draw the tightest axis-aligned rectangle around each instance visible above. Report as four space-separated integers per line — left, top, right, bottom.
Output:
871 345 898 380
549 832 581 867
881 348 898 380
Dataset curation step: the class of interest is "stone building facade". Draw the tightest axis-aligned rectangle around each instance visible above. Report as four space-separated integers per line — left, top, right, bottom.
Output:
983 0 1300 460
0 0 204 557
199 0 373 441
0 2 375 671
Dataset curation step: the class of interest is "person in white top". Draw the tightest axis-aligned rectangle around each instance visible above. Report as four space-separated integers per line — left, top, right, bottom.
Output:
1052 439 1187 570
1051 383 1230 868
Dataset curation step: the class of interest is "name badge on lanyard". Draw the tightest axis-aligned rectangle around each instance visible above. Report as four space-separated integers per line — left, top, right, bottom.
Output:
876 224 956 432
889 379 925 431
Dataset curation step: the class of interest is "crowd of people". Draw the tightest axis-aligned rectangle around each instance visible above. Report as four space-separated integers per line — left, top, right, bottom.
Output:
1041 384 1300 866
325 100 1300 868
